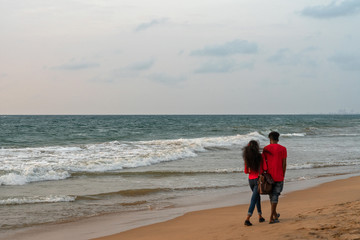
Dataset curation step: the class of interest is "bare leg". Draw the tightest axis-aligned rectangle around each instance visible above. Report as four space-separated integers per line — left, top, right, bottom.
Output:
270 202 278 223
258 214 265 222
244 214 252 226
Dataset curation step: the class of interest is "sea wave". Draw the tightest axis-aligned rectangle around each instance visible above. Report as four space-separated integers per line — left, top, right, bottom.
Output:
0 185 239 206
0 132 264 186
71 169 244 178
324 133 360 137
77 185 238 200
287 161 360 170
282 133 306 137
0 195 75 205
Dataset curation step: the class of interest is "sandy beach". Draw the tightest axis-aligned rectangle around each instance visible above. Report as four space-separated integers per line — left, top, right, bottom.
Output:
93 176 360 240
3 175 360 240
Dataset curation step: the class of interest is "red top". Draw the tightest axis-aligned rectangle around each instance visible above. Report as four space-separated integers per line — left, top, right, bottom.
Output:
244 155 265 179
262 143 287 182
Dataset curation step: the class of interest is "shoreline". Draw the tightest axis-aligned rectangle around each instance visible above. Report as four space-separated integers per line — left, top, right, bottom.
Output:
94 174 360 240
2 173 359 240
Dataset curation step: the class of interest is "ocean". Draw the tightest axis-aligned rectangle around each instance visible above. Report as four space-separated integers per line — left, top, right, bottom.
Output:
1 115 360 236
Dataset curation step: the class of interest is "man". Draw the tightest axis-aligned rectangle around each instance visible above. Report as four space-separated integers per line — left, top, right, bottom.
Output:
262 131 287 224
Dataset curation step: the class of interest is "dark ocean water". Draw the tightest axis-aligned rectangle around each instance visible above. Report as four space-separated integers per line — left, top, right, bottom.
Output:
1 115 360 234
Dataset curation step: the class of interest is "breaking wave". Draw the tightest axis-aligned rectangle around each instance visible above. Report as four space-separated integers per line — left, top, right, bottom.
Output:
0 132 264 186
0 195 75 205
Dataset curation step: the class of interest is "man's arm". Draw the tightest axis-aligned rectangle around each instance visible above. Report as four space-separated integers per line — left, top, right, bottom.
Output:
282 158 287 178
261 152 268 172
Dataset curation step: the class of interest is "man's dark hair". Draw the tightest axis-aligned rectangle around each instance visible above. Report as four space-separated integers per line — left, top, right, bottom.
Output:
268 131 280 141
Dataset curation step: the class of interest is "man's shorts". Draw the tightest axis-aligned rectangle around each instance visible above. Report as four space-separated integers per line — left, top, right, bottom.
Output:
269 181 284 203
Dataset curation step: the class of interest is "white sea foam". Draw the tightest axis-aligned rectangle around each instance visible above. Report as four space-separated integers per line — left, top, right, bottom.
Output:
0 132 265 185
0 195 75 205
0 173 27 186
214 168 244 173
282 133 306 137
325 133 360 137
297 176 309 181
287 163 314 170
287 160 360 171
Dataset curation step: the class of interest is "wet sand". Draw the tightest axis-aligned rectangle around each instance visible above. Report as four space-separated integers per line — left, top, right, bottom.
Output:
94 176 360 240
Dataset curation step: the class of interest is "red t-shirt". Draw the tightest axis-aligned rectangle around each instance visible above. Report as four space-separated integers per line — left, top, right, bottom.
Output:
262 144 287 182
244 155 265 179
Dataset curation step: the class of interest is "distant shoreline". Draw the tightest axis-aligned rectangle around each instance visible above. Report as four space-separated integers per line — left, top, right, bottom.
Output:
1 113 360 116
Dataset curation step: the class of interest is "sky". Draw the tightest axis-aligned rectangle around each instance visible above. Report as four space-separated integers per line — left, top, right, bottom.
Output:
1 0 360 114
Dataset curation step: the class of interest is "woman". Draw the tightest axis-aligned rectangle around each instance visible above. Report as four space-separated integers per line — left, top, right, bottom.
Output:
243 140 265 226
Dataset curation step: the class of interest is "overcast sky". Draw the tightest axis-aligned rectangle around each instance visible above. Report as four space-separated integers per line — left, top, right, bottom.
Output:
1 0 359 114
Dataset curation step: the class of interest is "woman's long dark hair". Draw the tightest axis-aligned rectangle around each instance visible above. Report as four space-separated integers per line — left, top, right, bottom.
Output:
243 140 262 172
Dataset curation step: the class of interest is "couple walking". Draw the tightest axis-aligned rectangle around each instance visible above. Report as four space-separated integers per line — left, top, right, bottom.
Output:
243 131 287 225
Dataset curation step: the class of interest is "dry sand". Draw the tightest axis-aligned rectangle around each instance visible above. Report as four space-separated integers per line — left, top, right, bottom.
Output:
93 176 360 240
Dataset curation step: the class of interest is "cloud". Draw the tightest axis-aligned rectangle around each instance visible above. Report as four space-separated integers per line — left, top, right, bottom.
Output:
302 46 319 52
268 49 300 65
148 73 186 85
301 0 360 19
328 53 360 71
91 59 155 83
190 39 258 57
52 61 100 71
267 48 317 67
194 59 253 74
135 18 168 32
128 59 155 71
